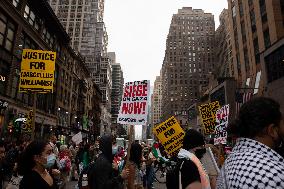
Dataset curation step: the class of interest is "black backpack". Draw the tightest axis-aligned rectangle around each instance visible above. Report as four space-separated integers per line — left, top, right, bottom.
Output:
166 159 185 189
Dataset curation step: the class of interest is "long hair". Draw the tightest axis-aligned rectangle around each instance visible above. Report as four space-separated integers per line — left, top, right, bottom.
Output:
18 140 48 175
129 143 142 168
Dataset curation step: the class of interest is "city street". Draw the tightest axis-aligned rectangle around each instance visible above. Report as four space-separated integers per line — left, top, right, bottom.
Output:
66 180 166 189
0 0 283 188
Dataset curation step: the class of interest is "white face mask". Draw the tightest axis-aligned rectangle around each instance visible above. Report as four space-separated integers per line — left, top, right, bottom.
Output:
45 154 56 168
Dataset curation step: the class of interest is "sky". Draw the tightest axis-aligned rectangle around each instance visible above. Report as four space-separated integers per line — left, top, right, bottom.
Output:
104 0 228 86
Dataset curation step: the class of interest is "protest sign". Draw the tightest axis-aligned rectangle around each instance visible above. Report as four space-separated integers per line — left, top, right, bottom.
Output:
200 147 220 176
153 116 185 156
117 80 150 125
22 110 33 133
214 104 229 145
72 132 83 145
19 49 56 93
198 101 220 135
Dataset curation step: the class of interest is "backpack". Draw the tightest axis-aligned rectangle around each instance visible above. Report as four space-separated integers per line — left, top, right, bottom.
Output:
166 159 184 189
78 162 95 189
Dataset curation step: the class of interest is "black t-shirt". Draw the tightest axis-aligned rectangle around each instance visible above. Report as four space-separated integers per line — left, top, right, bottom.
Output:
166 159 200 189
20 170 57 189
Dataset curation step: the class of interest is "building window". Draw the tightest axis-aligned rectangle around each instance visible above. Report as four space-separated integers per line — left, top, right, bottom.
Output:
253 38 259 55
263 29 271 48
265 45 284 83
232 6 236 17
0 12 16 52
18 33 37 55
12 0 20 7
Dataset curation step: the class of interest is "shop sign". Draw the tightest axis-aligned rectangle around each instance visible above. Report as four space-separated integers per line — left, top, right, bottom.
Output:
0 100 8 109
0 75 5 82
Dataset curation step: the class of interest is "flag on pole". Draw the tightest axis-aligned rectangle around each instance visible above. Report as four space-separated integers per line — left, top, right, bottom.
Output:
235 92 253 114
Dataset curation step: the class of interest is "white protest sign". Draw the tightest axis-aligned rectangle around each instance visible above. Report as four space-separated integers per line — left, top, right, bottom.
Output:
72 132 83 145
214 104 229 145
117 80 150 125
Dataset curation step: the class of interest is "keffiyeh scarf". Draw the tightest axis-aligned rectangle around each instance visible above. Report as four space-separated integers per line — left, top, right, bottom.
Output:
217 138 284 189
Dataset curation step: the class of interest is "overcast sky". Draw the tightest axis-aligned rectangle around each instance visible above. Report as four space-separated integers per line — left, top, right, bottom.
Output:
104 0 228 86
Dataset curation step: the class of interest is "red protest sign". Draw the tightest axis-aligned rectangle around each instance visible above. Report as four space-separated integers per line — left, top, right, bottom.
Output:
118 80 150 125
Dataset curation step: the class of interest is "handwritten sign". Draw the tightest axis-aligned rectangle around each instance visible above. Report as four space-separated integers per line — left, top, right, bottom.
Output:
72 132 83 145
153 116 185 156
198 101 220 135
214 105 229 145
19 49 56 93
117 80 150 125
22 110 34 133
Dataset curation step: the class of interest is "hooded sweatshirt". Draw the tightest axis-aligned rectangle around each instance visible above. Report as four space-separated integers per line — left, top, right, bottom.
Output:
89 135 123 189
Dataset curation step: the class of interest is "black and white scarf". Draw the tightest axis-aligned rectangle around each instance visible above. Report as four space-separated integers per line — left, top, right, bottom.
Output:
217 138 284 189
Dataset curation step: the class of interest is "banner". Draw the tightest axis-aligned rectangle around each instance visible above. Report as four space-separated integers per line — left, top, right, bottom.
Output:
19 49 56 93
198 101 220 135
117 80 150 125
153 116 185 156
214 104 229 145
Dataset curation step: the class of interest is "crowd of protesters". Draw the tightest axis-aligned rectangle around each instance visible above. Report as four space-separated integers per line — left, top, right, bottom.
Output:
0 97 283 189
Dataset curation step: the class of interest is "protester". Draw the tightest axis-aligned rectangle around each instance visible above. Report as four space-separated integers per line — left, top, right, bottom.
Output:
143 146 155 189
216 97 284 188
18 141 57 189
49 136 59 157
58 145 72 188
127 143 144 189
88 135 129 189
166 129 212 189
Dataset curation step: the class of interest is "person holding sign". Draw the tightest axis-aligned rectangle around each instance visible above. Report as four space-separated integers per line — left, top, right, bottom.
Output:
88 135 129 189
217 97 284 188
166 129 213 189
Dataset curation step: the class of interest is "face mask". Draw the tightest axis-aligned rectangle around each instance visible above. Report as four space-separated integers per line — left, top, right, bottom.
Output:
45 154 56 168
112 146 118 155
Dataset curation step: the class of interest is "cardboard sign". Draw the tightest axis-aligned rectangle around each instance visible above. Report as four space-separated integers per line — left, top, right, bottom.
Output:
198 101 220 135
200 147 220 176
117 80 150 125
72 132 83 145
214 105 229 145
153 116 185 156
19 49 56 93
22 110 34 132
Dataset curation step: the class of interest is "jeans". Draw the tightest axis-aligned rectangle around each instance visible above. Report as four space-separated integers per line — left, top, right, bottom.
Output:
146 165 154 189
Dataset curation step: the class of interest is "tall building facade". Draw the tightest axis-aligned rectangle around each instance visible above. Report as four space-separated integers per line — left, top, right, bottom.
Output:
48 0 104 54
0 0 101 140
161 7 215 122
151 76 162 135
227 0 284 93
49 0 113 133
110 52 124 134
215 9 234 78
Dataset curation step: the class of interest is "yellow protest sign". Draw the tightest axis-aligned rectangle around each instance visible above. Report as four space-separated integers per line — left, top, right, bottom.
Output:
22 110 33 133
19 49 56 93
153 116 185 156
198 101 221 135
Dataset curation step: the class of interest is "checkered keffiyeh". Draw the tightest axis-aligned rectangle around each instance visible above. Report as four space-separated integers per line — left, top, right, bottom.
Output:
217 138 284 189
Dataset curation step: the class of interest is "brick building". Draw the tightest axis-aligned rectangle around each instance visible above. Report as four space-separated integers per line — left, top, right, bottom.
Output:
0 0 101 141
